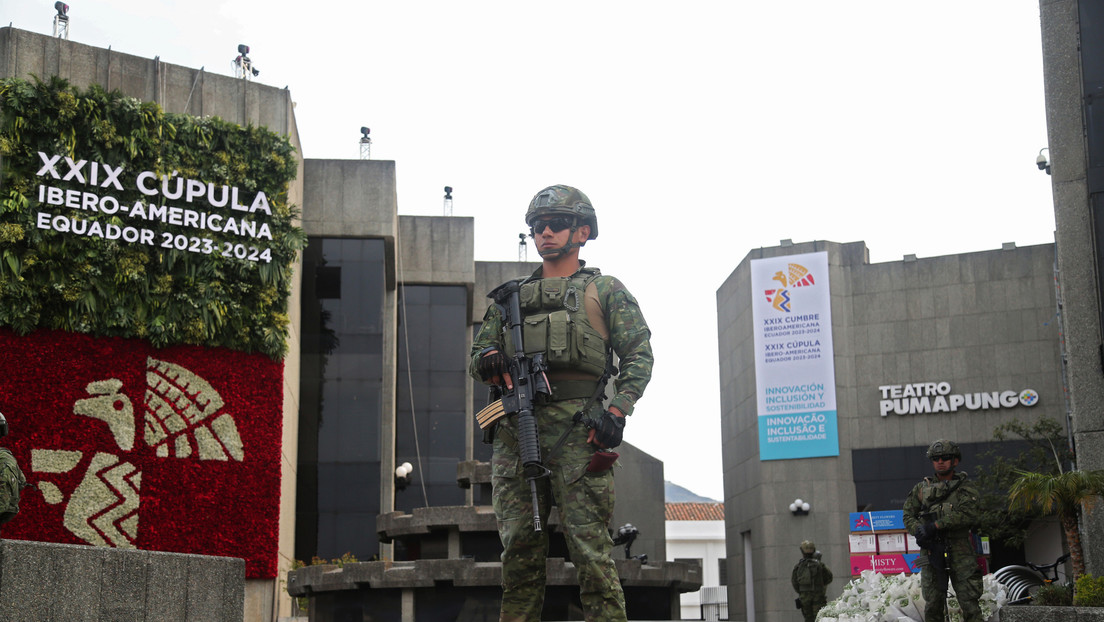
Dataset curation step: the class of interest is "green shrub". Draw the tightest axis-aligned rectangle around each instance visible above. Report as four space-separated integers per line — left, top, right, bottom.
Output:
1075 573 1104 607
1033 582 1073 606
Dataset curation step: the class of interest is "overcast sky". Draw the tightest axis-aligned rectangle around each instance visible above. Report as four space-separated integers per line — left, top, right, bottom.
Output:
7 0 1055 501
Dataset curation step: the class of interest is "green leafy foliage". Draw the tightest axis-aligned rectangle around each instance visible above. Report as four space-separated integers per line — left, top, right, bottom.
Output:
0 76 304 359
1033 582 1073 606
1008 469 1104 578
973 418 1074 548
1075 573 1104 607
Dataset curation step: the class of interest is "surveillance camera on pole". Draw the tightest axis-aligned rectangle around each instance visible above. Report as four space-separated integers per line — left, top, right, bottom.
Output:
359 127 372 160
232 44 259 80
53 2 70 39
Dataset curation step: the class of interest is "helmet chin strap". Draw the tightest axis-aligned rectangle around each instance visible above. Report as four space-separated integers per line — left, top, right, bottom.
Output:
535 223 584 259
537 240 584 259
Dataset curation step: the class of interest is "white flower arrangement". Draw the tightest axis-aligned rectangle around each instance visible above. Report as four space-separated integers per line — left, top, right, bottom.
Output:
815 570 1008 622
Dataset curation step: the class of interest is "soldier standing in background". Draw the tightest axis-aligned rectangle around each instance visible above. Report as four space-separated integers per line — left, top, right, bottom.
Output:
791 540 832 622
471 185 653 622
903 439 983 622
0 412 27 535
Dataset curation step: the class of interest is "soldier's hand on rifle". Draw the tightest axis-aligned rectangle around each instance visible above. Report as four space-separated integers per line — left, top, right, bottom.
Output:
588 408 625 449
914 522 937 548
478 350 513 389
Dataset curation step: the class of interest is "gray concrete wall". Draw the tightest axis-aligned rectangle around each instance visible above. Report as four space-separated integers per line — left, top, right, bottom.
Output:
301 159 398 241
1040 0 1104 576
397 215 475 289
613 442 668 564
0 539 243 621
718 239 1063 622
0 27 296 133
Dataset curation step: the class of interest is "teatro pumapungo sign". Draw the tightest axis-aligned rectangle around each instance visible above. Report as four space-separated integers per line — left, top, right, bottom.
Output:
878 382 1039 417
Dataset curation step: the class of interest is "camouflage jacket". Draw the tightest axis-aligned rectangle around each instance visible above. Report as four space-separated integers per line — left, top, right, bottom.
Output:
791 556 832 595
470 264 653 416
903 470 980 540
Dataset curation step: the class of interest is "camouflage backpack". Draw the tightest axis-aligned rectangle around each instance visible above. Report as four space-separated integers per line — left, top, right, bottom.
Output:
0 448 27 525
794 558 823 592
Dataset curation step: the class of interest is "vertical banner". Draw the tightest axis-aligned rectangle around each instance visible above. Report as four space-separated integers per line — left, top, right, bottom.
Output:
750 251 839 460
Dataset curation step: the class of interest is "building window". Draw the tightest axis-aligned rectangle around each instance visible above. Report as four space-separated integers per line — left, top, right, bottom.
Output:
718 557 728 585
395 284 469 514
297 237 387 563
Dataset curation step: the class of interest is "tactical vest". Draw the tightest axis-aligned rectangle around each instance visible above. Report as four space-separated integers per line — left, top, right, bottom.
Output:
503 268 610 378
917 474 969 536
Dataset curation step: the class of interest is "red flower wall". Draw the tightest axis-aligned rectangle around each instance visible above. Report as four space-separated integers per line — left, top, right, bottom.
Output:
0 328 283 579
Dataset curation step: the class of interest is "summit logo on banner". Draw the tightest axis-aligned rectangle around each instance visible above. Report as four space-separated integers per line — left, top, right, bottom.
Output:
750 251 839 460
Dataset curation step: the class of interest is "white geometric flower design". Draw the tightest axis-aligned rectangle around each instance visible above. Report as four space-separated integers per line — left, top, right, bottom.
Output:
30 357 245 548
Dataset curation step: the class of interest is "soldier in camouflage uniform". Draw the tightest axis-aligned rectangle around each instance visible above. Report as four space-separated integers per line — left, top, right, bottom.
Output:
902 440 983 622
471 185 653 622
791 540 832 622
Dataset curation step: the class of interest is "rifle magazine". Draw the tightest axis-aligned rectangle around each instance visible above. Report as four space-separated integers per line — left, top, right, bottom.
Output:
476 399 508 429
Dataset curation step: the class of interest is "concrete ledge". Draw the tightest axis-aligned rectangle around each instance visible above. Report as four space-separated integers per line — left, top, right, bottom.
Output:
0 539 244 621
999 606 1104 621
378 505 570 541
456 460 492 487
287 557 701 595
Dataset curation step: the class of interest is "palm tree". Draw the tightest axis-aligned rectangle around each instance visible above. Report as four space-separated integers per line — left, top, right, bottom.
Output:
1007 469 1104 578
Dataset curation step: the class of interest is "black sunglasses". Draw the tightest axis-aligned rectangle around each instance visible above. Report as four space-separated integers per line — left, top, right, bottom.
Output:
930 454 954 462
530 216 575 235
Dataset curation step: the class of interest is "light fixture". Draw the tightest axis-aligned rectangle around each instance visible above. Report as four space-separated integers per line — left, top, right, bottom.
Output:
395 461 413 491
444 186 453 200
360 127 371 141
789 498 811 516
54 1 69 16
1036 148 1051 175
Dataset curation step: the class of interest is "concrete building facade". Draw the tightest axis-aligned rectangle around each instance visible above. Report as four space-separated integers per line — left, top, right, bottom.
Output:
717 240 1065 621
1039 0 1104 578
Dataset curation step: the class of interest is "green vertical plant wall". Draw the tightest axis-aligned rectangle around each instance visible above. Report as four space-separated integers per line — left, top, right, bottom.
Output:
0 76 305 359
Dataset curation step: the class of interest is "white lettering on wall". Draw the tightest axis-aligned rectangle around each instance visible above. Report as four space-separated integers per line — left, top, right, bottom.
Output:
878 384 1038 417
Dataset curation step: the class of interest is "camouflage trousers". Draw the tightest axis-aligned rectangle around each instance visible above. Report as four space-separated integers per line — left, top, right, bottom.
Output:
919 538 983 622
491 399 626 622
797 592 826 622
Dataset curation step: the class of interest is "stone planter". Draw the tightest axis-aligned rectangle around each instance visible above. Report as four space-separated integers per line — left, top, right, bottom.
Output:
999 605 1104 622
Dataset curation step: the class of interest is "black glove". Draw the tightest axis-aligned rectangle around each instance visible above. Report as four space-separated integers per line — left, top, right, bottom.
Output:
477 351 509 382
914 522 937 547
591 410 625 449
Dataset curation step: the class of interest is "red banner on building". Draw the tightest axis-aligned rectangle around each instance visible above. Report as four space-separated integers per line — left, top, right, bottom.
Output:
0 328 283 578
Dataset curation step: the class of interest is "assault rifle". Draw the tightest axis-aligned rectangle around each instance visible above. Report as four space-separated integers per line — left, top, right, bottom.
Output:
919 510 949 571
487 279 552 532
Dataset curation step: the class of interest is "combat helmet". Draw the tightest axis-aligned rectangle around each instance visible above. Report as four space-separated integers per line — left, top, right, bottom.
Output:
526 185 598 240
926 439 961 460
800 540 816 554
0 412 7 438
